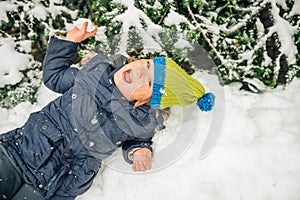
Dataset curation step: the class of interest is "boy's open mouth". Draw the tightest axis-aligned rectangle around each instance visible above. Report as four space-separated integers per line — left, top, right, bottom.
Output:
123 69 132 84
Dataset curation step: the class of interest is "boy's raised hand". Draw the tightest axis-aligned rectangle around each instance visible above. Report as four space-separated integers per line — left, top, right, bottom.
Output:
65 21 97 43
132 148 152 172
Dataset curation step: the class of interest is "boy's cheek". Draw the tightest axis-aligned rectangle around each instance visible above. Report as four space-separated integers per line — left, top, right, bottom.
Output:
131 85 151 100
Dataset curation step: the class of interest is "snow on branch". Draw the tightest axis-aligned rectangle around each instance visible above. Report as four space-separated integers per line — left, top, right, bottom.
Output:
112 0 163 55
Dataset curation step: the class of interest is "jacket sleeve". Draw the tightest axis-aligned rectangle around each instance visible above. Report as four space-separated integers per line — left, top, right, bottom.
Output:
121 108 165 164
43 37 79 94
122 137 153 164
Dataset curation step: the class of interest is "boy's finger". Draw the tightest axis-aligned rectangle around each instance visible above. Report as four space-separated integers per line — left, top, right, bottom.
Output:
134 161 140 171
144 160 152 170
132 163 136 172
81 21 89 31
132 161 138 172
89 26 98 36
146 151 152 159
138 161 146 172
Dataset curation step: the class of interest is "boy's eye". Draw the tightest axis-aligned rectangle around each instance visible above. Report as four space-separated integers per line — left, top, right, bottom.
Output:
147 61 150 69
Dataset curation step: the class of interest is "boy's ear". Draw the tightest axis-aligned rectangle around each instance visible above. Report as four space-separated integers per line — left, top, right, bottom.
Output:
134 98 150 109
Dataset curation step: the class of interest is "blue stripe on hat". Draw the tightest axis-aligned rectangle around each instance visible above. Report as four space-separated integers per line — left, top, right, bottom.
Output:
150 57 166 109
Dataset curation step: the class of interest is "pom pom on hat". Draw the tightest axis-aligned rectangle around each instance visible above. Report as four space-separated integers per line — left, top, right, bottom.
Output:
150 57 215 111
196 92 215 111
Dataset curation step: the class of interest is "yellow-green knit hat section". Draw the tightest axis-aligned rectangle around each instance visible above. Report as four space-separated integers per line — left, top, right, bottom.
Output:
160 58 205 108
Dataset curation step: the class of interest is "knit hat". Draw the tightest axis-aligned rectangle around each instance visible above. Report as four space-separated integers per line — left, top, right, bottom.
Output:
150 57 215 111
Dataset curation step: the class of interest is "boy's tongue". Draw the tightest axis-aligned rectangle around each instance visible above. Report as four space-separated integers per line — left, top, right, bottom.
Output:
124 70 132 83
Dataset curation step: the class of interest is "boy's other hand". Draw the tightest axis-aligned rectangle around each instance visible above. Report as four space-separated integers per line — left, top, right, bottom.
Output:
65 21 97 43
132 148 152 172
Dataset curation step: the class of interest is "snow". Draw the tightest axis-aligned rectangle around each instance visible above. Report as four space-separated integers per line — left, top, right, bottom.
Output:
288 0 300 17
275 0 288 10
73 18 97 33
47 1 78 19
111 0 163 55
28 3 48 20
164 10 189 26
0 37 30 87
173 35 192 49
94 26 107 42
0 1 17 22
2 0 77 23
16 40 32 53
270 1 298 64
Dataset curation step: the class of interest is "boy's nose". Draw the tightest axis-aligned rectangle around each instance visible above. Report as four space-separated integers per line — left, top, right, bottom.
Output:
136 68 141 79
135 68 147 79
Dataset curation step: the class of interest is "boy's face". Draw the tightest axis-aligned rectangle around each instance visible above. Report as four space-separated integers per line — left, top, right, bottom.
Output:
114 59 154 102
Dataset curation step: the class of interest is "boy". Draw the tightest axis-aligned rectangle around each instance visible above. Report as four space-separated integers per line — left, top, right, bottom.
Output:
0 22 214 199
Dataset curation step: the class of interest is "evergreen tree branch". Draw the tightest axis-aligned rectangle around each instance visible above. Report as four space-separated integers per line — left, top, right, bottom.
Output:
0 30 11 38
158 7 170 25
186 3 225 65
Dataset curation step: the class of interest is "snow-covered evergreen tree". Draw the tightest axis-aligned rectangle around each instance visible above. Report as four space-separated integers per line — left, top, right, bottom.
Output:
0 0 77 108
0 0 299 108
171 0 299 92
89 0 300 92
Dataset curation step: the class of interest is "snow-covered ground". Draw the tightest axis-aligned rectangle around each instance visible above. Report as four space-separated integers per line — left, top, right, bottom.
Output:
1 71 299 200
76 73 300 200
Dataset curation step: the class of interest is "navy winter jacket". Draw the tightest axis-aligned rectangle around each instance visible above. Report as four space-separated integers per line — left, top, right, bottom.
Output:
0 38 163 199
